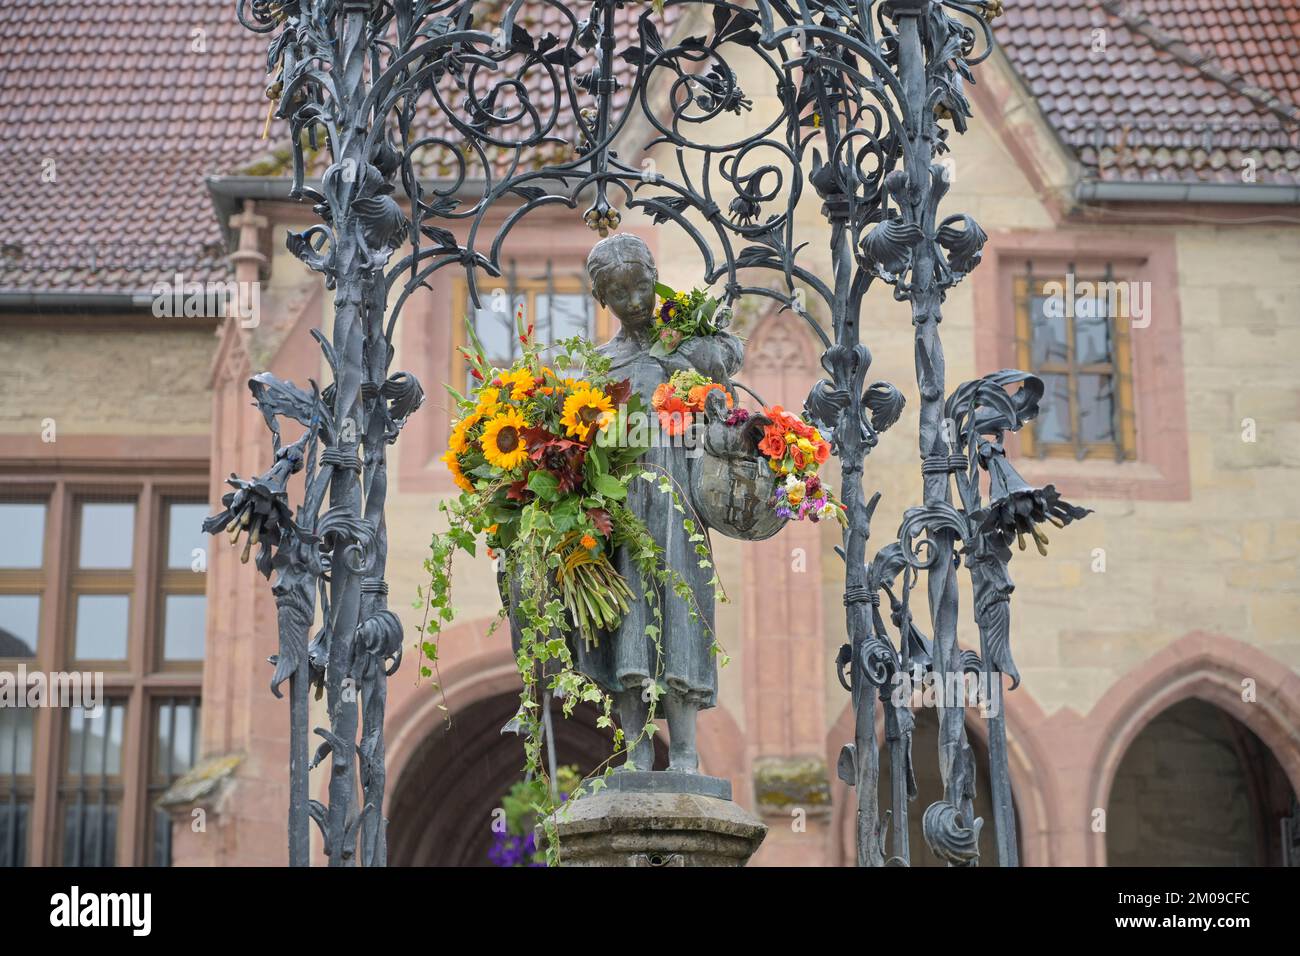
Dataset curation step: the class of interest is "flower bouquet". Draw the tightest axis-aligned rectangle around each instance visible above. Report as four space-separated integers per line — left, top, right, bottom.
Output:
649 282 730 356
650 368 732 436
441 320 650 646
753 405 846 523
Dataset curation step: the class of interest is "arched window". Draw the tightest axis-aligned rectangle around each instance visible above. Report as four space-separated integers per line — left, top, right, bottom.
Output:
1106 699 1295 866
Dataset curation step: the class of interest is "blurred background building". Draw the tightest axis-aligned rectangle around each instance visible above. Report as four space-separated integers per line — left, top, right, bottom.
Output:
1 0 1298 866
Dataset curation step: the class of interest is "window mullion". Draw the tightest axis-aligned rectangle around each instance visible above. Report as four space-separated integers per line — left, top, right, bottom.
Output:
27 480 67 866
1066 262 1084 461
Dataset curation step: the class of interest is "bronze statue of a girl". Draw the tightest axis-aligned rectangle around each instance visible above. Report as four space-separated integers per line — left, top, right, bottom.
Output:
578 233 746 773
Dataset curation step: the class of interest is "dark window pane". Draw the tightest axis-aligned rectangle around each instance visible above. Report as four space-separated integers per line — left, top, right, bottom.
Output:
67 703 125 776
161 594 205 661
1078 373 1117 444
0 503 45 568
78 502 135 569
1029 295 1068 366
1037 373 1072 443
150 698 200 867
62 803 118 867
0 707 34 775
0 804 28 867
0 594 40 658
153 699 199 779
74 594 130 661
166 503 210 570
151 807 172 867
1074 304 1113 365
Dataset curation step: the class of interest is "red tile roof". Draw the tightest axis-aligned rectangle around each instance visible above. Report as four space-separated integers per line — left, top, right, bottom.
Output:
994 0 1300 185
0 0 679 296
1 1 1295 297
0 1 272 294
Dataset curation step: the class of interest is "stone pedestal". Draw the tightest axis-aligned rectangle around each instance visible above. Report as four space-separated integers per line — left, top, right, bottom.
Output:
552 771 767 867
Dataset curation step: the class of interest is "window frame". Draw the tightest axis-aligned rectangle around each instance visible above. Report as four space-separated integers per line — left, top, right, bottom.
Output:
153 496 209 672
972 228 1190 502
1013 264 1137 463
144 694 201 867
0 489 55 664
0 474 206 866
450 269 611 387
56 697 128 868
0 706 35 866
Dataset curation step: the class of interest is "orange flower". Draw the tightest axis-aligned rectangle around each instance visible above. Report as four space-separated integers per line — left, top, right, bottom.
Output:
580 533 597 550
657 395 691 436
652 382 675 410
686 382 732 411
790 445 807 469
814 440 831 464
791 418 815 439
758 425 786 459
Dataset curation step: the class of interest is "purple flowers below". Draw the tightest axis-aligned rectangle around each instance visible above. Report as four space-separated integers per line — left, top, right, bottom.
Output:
488 829 544 868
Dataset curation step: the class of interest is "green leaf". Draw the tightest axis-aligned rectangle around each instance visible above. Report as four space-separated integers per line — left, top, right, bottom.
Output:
527 469 559 501
586 440 609 477
593 473 627 500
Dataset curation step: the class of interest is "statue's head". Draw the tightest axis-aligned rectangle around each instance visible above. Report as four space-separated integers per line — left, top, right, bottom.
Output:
586 233 657 335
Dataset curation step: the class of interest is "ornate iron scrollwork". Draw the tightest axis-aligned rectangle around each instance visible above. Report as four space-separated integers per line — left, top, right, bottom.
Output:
223 0 1084 866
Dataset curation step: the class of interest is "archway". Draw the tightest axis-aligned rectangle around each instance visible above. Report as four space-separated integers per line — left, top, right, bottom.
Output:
386 690 667 866
1105 698 1295 866
1083 632 1300 865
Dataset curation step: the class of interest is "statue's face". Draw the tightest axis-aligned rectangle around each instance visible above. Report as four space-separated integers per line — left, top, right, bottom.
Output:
596 259 657 333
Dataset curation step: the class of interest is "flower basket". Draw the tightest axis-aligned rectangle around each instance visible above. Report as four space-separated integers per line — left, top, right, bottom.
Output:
689 391 786 541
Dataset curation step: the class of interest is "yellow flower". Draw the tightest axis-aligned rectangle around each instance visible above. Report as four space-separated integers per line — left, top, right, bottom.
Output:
786 481 806 506
796 438 815 457
561 386 614 439
441 449 473 493
448 412 479 455
499 367 534 401
474 386 502 417
480 407 529 471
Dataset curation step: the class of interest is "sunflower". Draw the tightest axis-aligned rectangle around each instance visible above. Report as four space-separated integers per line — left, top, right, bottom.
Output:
499 367 535 401
480 407 530 471
561 386 615 439
447 411 479 455
441 449 474 492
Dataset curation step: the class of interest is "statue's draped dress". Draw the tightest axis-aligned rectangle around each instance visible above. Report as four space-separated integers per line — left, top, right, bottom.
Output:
571 330 743 709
